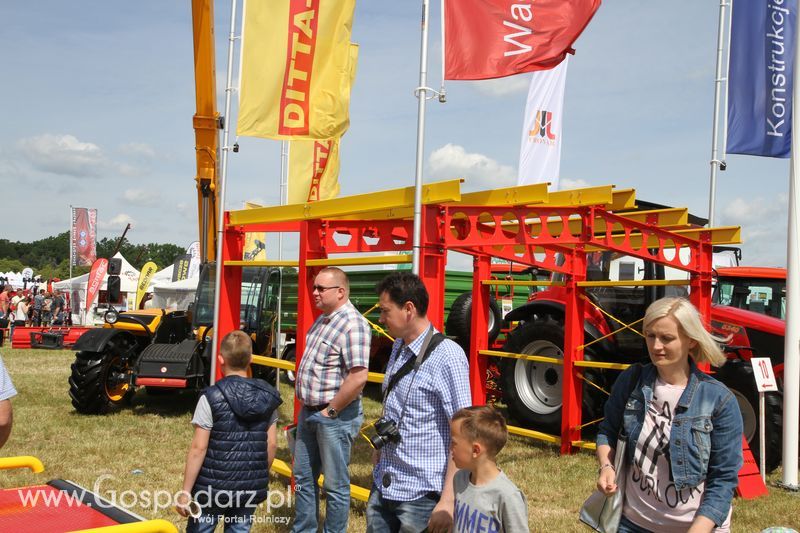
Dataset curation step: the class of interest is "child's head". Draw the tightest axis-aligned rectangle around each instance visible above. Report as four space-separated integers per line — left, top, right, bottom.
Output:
219 330 253 371
450 406 508 469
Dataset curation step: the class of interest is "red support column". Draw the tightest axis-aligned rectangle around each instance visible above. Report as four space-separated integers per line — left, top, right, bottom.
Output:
561 247 586 454
690 239 714 373
419 205 446 330
216 215 243 381
294 220 326 422
469 254 491 405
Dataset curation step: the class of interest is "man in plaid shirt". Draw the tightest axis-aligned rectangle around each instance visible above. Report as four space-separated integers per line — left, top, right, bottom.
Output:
293 267 371 533
367 272 471 533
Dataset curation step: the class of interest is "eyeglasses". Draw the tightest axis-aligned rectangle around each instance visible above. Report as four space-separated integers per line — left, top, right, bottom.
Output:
312 285 341 293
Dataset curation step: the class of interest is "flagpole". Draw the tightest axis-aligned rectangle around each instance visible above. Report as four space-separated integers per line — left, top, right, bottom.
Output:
707 0 730 227
69 205 73 281
211 0 239 386
275 140 289 380
781 3 800 489
412 0 432 275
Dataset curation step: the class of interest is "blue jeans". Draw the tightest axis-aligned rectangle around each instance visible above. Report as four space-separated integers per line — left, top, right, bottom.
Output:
291 400 362 533
366 486 438 533
617 514 653 533
186 506 256 533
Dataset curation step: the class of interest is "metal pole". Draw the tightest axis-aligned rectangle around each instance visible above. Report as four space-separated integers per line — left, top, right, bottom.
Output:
707 0 729 227
69 205 73 281
275 141 288 384
759 391 766 483
411 0 431 275
782 5 800 488
211 0 239 385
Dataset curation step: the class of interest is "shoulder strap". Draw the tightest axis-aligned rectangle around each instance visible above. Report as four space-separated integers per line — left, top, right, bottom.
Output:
383 330 446 400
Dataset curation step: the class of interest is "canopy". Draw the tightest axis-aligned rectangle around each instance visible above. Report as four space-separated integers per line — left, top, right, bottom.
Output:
151 274 199 311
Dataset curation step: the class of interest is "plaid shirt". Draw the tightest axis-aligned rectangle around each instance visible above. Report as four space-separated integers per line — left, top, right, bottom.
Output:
295 301 370 406
373 326 471 501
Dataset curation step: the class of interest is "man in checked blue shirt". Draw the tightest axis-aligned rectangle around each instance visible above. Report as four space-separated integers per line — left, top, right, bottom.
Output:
367 272 471 533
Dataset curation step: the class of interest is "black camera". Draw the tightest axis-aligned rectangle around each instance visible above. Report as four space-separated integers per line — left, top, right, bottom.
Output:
368 417 401 449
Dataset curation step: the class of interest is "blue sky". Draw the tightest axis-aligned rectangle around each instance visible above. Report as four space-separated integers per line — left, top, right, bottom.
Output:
0 1 791 267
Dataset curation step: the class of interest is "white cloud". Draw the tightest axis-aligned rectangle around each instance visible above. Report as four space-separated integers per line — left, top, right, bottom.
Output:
469 74 531 97
122 188 159 206
720 194 788 267
118 142 156 158
427 143 516 191
99 213 136 230
560 177 591 189
17 134 106 177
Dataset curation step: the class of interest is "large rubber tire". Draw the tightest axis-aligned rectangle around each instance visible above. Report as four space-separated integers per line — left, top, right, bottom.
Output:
716 361 783 473
68 335 138 414
500 318 606 435
446 292 503 347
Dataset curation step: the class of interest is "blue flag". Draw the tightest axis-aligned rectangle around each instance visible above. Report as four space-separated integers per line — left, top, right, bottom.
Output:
727 0 797 158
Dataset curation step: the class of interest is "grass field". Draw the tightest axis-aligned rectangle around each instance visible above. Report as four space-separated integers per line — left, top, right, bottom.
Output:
0 347 798 532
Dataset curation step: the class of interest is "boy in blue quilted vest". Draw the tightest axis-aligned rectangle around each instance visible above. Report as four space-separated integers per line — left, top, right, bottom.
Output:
177 330 282 532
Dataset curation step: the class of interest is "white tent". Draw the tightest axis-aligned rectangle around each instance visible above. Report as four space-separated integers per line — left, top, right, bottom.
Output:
151 274 199 311
53 253 141 325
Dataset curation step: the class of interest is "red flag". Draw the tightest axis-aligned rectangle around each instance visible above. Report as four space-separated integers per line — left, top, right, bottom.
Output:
444 0 601 80
71 207 97 266
86 258 109 312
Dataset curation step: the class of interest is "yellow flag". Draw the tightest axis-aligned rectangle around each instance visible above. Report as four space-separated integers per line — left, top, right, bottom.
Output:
288 138 341 203
239 0 357 140
135 261 158 310
243 202 267 261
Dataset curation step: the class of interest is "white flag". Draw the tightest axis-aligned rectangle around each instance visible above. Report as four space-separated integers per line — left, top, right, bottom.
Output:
518 56 569 189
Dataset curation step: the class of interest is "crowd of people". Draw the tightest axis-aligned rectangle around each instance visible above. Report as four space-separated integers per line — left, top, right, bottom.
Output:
173 269 743 533
0 285 69 341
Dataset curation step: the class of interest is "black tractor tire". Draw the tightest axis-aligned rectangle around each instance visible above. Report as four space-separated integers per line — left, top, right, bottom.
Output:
715 361 783 473
500 318 608 435
68 335 138 414
446 292 503 348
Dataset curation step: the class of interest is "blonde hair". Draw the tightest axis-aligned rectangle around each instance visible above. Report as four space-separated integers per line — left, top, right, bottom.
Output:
643 297 727 367
219 330 253 370
452 406 508 458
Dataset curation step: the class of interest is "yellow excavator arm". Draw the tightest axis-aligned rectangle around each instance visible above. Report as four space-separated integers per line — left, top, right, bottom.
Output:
191 0 220 264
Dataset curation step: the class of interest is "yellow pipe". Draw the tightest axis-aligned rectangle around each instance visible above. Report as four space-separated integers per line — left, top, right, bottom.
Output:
270 459 370 502
74 519 178 533
574 360 631 370
481 280 565 287
480 349 563 365
367 371 385 384
306 255 412 267
0 455 45 473
507 425 561 445
577 279 690 287
571 440 597 451
251 355 295 371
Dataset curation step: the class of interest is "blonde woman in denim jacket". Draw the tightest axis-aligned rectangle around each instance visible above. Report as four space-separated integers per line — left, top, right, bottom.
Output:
596 298 743 533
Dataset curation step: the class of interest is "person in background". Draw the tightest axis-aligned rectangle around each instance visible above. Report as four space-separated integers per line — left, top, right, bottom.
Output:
0 286 9 318
0 354 17 449
596 297 743 533
51 290 65 325
32 289 45 327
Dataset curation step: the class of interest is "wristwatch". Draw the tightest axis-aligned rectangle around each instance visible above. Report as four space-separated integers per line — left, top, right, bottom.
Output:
326 406 339 419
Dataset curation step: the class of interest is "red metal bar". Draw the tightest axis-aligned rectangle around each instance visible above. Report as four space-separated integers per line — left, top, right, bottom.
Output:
135 377 188 388
469 255 491 405
562 245 587 454
420 205 446 330
216 216 243 381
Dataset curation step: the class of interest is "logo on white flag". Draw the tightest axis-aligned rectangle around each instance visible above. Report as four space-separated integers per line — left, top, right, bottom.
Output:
518 56 569 189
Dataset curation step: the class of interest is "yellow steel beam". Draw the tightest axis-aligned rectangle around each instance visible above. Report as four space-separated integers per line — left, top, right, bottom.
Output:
589 225 741 250
481 280 566 287
224 260 299 267
545 185 615 207
518 207 689 238
228 179 462 226
577 279 690 287
455 182 550 206
507 424 561 444
610 189 638 210
480 349 563 365
307 254 412 267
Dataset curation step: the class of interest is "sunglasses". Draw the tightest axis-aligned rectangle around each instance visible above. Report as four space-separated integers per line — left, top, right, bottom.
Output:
312 285 341 293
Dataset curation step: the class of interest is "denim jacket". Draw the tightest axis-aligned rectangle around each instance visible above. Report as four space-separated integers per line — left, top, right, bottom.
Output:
596 361 743 526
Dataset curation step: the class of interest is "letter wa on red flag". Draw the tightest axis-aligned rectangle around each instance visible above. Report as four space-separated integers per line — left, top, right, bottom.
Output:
444 0 601 80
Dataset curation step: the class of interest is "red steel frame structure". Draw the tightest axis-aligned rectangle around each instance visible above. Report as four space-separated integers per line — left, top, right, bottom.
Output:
216 181 739 454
